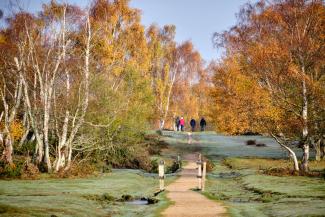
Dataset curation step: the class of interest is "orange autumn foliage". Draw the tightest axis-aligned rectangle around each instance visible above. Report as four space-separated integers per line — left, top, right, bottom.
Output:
209 56 281 134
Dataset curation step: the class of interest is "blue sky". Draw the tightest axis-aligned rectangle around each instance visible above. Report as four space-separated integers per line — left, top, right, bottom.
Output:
130 0 251 62
0 0 252 61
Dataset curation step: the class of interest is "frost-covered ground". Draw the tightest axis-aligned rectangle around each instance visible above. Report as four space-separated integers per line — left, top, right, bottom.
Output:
0 170 174 217
0 131 323 217
162 131 325 217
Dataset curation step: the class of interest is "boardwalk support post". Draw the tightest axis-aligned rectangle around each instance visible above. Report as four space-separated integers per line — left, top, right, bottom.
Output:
202 161 207 191
159 160 165 191
187 132 192 144
177 155 181 168
197 159 202 190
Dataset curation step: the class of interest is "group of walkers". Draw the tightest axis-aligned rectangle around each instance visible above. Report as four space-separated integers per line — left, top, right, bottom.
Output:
175 116 207 132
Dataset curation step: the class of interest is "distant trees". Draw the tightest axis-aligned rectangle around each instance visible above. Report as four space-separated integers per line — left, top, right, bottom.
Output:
146 25 206 130
211 0 325 171
0 0 208 173
146 24 176 130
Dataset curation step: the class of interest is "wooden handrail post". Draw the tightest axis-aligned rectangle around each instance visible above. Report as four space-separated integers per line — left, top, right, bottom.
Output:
187 132 192 144
202 161 207 192
197 160 202 190
177 155 181 168
159 160 165 191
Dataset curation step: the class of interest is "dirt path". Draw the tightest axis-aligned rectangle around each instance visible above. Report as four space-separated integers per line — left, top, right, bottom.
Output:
162 153 227 217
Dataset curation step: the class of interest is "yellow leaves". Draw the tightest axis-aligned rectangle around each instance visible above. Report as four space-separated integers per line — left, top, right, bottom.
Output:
10 121 24 141
0 120 24 141
91 0 149 78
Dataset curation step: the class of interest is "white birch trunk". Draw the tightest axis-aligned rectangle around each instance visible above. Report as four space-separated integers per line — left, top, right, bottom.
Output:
65 15 91 169
0 60 23 164
272 134 299 171
55 7 70 172
314 139 321 161
160 66 178 130
301 71 309 171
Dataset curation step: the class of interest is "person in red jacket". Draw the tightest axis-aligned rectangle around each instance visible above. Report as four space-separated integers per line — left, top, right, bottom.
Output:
180 116 185 131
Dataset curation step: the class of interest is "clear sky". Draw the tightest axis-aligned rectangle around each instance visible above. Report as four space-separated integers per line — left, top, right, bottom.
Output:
129 0 252 62
0 0 253 61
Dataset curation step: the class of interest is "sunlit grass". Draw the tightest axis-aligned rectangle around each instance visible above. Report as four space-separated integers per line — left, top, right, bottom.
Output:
224 157 325 171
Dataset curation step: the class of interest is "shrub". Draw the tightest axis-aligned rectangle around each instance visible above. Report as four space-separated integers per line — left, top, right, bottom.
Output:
20 161 39 179
102 193 115 202
0 159 23 178
166 160 181 173
145 134 168 155
147 197 159 204
149 159 158 173
14 141 36 156
120 194 133 201
96 161 112 173
204 158 214 172
84 193 116 202
246 140 256 145
256 143 266 147
263 167 298 176
55 162 96 178
100 143 153 172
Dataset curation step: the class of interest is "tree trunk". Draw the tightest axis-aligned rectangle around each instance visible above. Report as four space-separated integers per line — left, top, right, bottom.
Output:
1 123 14 165
55 8 69 172
160 119 165 130
272 134 299 171
314 139 321 161
321 137 325 160
64 16 91 169
2 136 13 164
0 62 23 164
160 68 177 130
43 98 52 172
301 75 309 171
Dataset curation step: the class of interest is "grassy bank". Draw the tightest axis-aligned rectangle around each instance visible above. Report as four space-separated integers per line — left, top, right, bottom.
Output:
0 169 176 217
205 159 325 217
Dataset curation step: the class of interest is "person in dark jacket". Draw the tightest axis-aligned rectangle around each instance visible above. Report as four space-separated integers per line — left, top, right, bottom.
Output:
190 119 196 132
175 116 180 131
200 118 207 131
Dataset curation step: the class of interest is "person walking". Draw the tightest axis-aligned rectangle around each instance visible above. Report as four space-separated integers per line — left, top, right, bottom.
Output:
200 117 207 131
180 117 185 131
190 118 196 132
175 116 180 131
